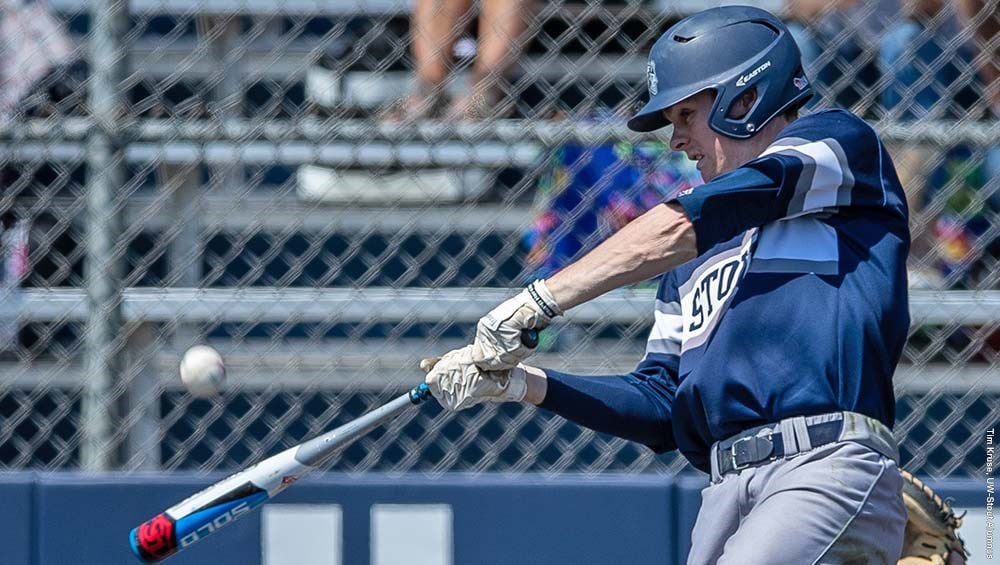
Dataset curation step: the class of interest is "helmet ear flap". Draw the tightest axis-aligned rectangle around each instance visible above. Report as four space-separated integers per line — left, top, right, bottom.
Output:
720 82 772 136
725 87 759 120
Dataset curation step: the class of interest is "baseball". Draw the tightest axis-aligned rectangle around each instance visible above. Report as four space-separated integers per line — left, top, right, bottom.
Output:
180 345 226 398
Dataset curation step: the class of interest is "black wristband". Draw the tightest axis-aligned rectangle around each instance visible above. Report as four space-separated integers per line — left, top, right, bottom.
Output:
527 282 558 319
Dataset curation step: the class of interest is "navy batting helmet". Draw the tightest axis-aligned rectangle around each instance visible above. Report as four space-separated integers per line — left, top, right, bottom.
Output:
627 5 813 138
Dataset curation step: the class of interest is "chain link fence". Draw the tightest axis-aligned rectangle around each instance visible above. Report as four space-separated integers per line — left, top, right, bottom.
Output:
0 0 997 478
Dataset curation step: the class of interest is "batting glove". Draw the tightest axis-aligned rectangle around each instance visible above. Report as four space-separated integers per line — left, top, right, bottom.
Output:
472 279 562 371
421 346 527 412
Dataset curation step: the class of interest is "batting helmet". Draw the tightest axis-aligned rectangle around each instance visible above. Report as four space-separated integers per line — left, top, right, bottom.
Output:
627 5 813 138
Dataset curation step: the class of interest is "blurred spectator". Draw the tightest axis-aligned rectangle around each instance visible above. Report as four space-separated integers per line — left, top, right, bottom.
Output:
954 0 999 114
0 210 28 353
915 145 999 288
523 140 701 281
385 0 535 121
783 0 894 112
877 0 998 290
0 0 72 122
878 0 983 119
953 0 999 276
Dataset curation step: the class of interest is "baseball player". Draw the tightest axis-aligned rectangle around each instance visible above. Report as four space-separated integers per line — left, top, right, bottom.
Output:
425 5 918 563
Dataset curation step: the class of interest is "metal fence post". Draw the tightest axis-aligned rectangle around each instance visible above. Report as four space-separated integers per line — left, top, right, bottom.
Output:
165 163 204 352
81 0 130 470
124 321 162 470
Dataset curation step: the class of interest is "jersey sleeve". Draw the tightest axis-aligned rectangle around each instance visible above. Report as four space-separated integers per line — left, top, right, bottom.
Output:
539 363 677 453
672 110 892 254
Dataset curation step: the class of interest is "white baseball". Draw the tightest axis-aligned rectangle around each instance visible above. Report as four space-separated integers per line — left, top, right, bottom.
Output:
180 345 226 398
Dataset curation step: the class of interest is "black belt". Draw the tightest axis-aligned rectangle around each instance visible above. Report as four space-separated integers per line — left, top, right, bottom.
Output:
716 419 843 476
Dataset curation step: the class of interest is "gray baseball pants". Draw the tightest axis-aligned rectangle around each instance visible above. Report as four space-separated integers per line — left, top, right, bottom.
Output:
687 413 907 565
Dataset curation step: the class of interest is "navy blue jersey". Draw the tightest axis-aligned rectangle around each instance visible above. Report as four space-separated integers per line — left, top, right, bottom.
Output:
540 109 910 472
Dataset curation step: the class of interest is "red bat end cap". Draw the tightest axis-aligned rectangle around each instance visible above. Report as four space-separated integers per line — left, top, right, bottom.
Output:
130 513 179 563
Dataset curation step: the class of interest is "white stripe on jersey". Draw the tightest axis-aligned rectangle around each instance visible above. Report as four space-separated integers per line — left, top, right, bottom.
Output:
760 138 845 214
750 216 839 275
655 298 681 315
646 299 683 356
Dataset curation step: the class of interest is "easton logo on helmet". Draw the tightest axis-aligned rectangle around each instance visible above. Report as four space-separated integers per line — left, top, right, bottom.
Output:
647 60 658 96
735 60 771 87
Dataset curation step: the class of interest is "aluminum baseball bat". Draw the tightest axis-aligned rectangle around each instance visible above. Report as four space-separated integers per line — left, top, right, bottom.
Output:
128 383 431 562
128 329 539 562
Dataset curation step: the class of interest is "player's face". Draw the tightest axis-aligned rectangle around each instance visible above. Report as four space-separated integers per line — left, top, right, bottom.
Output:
663 91 754 182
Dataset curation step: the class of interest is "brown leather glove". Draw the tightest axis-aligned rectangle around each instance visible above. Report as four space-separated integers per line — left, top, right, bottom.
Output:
898 469 969 565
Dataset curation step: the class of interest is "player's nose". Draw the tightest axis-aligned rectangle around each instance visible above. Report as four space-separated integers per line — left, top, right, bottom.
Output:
669 129 687 152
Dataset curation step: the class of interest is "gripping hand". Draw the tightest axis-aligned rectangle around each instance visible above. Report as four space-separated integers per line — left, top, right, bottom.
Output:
472 280 561 370
422 346 527 412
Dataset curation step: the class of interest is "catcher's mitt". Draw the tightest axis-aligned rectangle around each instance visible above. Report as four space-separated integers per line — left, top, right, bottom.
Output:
898 469 969 565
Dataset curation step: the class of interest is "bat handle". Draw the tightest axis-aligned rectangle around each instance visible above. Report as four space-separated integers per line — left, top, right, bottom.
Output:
520 328 540 348
410 383 432 404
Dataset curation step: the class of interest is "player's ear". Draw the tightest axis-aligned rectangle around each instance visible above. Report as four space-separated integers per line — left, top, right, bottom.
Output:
726 87 758 120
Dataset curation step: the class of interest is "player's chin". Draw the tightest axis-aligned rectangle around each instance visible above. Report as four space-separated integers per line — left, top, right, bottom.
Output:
697 163 717 182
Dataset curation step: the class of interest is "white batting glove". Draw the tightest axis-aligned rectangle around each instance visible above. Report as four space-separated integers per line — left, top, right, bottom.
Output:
421 345 527 412
472 279 562 371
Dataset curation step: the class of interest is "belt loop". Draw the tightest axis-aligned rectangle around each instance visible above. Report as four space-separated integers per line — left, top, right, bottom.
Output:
838 411 900 463
710 442 723 483
792 416 812 452
780 418 798 457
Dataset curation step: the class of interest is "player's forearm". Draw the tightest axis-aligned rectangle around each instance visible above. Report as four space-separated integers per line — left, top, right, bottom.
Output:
545 202 696 311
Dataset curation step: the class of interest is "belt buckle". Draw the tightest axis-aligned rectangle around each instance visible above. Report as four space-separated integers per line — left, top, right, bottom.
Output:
730 431 773 471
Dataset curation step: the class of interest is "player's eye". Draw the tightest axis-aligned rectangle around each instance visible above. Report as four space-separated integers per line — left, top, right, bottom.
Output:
680 109 693 123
